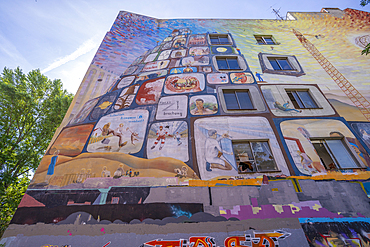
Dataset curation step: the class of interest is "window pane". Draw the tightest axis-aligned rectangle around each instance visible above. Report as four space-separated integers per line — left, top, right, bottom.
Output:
251 141 277 171
224 92 239 109
291 91 305 108
210 37 219 44
264 38 275 44
236 91 254 109
232 142 256 172
219 36 229 44
256 38 264 44
326 140 359 169
312 142 337 170
227 58 240 70
217 58 228 69
297 91 318 108
277 59 293 70
269 59 281 70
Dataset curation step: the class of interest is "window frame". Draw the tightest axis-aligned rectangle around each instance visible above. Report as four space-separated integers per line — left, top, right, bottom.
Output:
311 137 362 170
232 139 279 173
286 89 320 109
258 53 305 77
208 34 233 45
222 89 255 110
254 35 278 45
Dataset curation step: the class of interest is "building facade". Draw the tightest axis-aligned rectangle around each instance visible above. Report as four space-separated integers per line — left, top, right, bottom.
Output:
2 7 370 247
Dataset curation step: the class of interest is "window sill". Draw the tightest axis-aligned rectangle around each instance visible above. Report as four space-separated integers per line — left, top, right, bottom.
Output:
238 170 281 174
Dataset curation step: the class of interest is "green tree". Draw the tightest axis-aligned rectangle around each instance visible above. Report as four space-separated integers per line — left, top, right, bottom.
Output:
0 67 74 237
361 0 370 55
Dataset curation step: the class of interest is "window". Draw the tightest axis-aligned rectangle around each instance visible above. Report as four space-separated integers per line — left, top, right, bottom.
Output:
209 34 232 45
258 53 305 77
232 141 278 173
216 57 241 70
268 58 293 70
286 90 319 109
311 139 361 170
223 89 254 110
255 35 277 45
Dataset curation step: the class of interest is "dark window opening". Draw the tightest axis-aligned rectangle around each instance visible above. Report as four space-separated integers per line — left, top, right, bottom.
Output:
223 89 254 110
286 90 318 109
312 139 360 170
233 141 278 173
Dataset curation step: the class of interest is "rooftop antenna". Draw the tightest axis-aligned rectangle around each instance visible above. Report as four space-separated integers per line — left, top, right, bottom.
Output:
271 7 284 20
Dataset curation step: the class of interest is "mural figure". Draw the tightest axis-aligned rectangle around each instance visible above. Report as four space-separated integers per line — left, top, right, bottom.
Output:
190 97 217 115
45 150 59 182
297 150 316 174
164 73 204 93
230 72 254 84
101 166 111 177
205 130 233 172
136 78 165 105
113 164 125 178
274 101 301 113
174 132 183 146
174 166 188 178
151 125 172 150
361 129 370 143
255 72 264 81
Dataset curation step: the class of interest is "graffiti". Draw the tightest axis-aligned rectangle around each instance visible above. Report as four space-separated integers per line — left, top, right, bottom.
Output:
141 232 289 247
302 220 370 247
224 231 291 247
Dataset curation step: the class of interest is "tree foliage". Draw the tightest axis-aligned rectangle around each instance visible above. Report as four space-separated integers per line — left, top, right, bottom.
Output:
360 0 370 55
0 67 73 237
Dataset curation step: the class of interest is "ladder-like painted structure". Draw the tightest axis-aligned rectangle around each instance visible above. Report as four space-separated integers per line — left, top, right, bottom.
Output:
293 29 370 121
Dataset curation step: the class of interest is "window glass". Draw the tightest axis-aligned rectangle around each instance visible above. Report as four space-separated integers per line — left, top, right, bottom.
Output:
269 59 281 70
251 141 278 171
297 91 318 108
233 142 256 172
326 139 359 169
217 58 228 70
219 36 229 44
264 37 275 44
210 37 219 44
227 58 240 70
256 38 264 44
277 59 293 70
312 142 336 170
224 91 240 110
236 91 254 109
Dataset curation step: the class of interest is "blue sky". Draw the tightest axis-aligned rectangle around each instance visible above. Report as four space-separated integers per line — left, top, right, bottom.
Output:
0 0 369 94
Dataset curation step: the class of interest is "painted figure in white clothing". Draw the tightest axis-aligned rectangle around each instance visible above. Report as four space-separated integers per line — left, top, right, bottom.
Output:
151 125 171 150
205 129 233 171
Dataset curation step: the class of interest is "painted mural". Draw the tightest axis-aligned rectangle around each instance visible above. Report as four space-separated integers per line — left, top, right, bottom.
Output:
3 7 370 247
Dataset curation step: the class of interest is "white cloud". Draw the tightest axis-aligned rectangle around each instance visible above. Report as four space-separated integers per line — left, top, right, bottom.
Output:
41 36 98 74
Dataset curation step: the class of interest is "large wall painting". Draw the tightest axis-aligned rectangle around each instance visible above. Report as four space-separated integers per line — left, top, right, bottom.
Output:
164 73 205 94
87 110 149 154
147 121 189 162
156 95 188 120
194 117 289 180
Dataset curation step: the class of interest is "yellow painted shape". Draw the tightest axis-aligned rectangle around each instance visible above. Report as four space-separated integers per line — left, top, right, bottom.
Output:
273 204 284 214
271 188 278 192
312 204 322 211
98 101 112 109
219 210 227 215
252 206 262 214
288 204 300 214
189 178 262 187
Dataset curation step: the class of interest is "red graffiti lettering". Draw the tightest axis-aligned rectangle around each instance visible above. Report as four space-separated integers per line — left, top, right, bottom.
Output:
224 236 246 247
